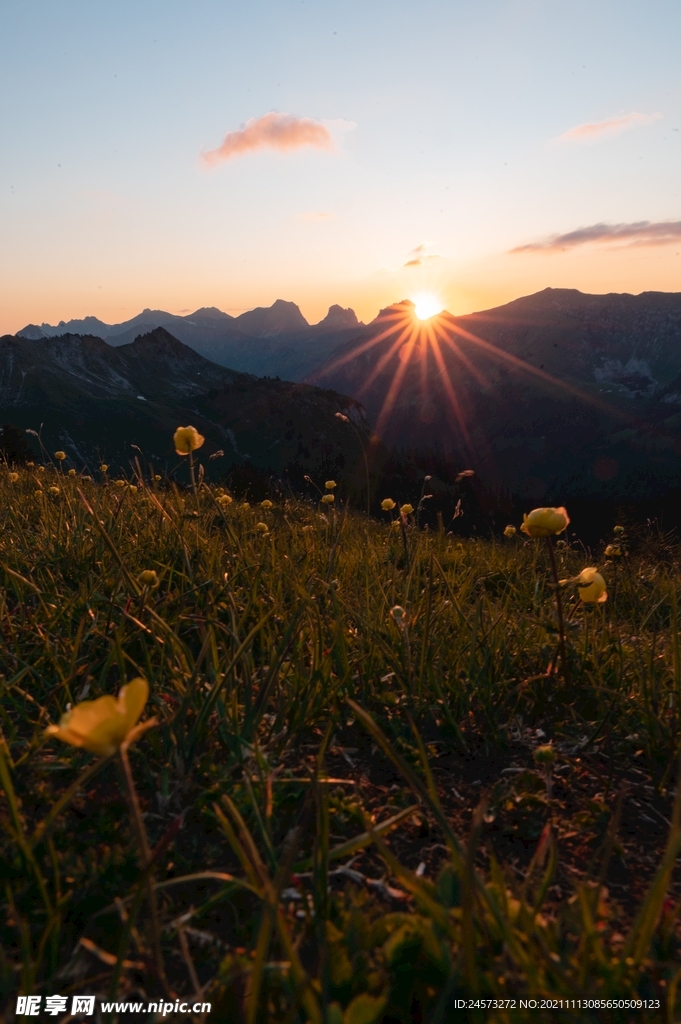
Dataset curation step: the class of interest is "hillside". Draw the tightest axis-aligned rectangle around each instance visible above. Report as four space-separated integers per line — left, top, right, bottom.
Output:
18 301 368 381
311 288 681 501
0 327 367 476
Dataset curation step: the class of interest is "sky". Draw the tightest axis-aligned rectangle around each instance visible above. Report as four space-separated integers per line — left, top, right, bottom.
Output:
1 0 680 334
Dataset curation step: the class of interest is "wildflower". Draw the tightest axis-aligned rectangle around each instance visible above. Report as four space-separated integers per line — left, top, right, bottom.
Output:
154 474 162 481
381 498 396 511
261 499 273 508
321 493 335 504
114 479 126 488
68 468 76 477
604 544 621 557
100 464 109 473
400 503 414 515
613 525 625 535
138 570 159 588
34 489 43 496
241 501 250 509
54 451 66 461
534 744 556 798
37 465 45 473
390 605 408 630
173 425 205 455
577 567 607 604
217 493 233 506
256 522 269 534
325 480 337 490
391 519 401 530
48 486 60 495
503 525 516 538
26 461 34 468
45 678 149 756
9 472 19 483
520 507 570 538
555 539 566 549
129 485 138 494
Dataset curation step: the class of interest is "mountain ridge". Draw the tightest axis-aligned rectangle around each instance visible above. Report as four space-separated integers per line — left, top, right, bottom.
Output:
0 326 368 478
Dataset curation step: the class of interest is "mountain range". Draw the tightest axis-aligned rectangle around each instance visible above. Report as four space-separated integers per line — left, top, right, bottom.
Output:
312 289 681 501
0 327 367 479
9 287 681 502
18 301 367 381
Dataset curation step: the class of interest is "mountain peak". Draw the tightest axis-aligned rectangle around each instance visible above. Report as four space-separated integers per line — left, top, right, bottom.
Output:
315 304 359 330
234 299 309 337
189 306 234 321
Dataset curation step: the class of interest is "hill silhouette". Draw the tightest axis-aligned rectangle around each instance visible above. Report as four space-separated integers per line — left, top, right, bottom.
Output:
0 327 367 477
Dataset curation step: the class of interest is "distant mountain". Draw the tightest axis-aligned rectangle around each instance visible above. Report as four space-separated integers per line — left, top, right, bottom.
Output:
0 327 367 476
311 288 681 501
18 301 368 380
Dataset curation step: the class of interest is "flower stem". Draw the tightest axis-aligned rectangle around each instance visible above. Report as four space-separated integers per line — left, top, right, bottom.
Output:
546 536 568 680
118 744 169 996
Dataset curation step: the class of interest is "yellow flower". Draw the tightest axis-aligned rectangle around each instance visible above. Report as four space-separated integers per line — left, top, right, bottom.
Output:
577 567 607 603
34 489 43 496
9 472 19 483
54 451 66 461
391 519 401 530
241 501 250 510
325 480 337 490
503 525 516 538
520 507 570 538
129 485 138 493
400 503 414 515
45 678 149 757
82 475 92 482
321 493 335 504
256 522 269 534
217 493 233 506
533 744 556 765
261 499 273 508
173 425 205 455
26 461 35 468
100 464 109 473
48 486 60 495
68 468 76 477
114 479 126 488
604 544 621 557
154 474 162 481
138 569 159 588
37 465 45 473
613 525 625 535
381 498 396 511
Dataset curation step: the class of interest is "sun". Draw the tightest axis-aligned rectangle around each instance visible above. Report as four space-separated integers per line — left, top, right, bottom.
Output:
411 293 444 321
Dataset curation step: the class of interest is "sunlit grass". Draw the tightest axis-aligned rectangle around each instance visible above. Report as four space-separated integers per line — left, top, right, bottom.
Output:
1 462 680 1020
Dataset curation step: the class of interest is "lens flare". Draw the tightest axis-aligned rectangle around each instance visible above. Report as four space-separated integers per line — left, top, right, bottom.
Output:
412 293 444 320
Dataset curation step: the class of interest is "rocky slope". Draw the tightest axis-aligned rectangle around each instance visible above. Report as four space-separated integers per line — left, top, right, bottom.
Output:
311 289 681 501
0 328 367 477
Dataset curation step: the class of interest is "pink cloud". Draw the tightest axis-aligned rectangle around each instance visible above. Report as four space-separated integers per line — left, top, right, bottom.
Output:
511 220 681 253
556 111 661 142
200 112 334 167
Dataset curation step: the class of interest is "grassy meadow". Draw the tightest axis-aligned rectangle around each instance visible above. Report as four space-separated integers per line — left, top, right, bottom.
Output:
1 460 681 1022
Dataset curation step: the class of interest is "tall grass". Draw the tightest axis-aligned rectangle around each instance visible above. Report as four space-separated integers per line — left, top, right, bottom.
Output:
0 464 680 1022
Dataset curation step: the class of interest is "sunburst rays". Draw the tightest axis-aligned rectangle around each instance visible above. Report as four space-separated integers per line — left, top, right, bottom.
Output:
314 301 630 444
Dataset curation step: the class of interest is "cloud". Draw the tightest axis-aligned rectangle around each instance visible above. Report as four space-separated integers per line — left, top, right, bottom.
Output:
403 242 444 268
556 111 661 142
200 112 335 167
511 220 681 253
